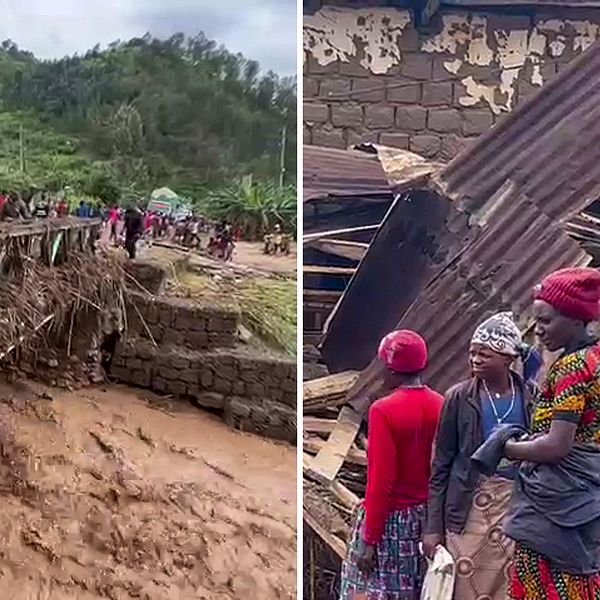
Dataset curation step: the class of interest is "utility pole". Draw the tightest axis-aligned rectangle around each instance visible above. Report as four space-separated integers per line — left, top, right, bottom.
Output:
279 120 287 188
19 123 25 173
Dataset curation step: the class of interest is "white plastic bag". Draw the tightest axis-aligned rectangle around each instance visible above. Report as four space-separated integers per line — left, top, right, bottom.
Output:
420 545 455 600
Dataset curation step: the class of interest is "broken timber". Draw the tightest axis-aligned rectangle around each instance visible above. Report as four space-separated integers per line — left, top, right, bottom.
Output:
303 511 346 560
305 404 363 484
305 239 368 262
303 370 360 412
303 265 356 277
303 224 380 245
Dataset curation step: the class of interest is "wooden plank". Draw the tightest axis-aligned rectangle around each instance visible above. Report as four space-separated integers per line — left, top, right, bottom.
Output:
303 371 360 404
303 265 356 276
303 453 359 511
303 510 347 559
309 239 368 262
331 481 360 511
303 224 380 245
305 405 365 484
304 416 337 434
303 289 343 299
304 436 367 467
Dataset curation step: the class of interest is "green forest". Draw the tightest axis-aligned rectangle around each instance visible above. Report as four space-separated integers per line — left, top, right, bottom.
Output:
0 34 296 227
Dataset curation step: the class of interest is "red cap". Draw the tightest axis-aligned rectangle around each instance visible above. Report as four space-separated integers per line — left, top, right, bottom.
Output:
535 267 600 322
377 330 428 374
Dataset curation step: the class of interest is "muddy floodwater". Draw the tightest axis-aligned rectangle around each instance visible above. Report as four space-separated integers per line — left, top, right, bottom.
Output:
0 381 296 599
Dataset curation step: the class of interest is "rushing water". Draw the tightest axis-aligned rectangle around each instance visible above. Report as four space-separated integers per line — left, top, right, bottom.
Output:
0 382 296 599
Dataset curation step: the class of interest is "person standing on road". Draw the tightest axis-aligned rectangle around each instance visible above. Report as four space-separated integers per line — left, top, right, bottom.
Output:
339 330 444 600
108 205 120 244
123 207 144 259
423 312 533 600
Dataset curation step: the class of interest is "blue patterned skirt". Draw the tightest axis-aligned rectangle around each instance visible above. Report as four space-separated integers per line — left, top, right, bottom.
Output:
339 503 427 600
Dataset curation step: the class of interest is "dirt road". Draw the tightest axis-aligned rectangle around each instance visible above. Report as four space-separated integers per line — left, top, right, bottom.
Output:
0 381 296 599
100 223 296 277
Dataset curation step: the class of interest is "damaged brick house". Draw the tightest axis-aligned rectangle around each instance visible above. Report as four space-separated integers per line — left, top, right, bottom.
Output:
304 0 600 160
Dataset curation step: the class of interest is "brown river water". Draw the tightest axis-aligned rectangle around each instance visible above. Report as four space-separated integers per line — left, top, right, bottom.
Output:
0 381 296 599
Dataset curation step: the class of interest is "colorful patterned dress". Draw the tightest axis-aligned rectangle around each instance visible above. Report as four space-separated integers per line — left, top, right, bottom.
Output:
510 342 600 600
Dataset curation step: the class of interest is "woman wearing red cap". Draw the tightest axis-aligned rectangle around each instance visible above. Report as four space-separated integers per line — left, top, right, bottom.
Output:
339 330 444 600
423 312 534 600
501 267 600 599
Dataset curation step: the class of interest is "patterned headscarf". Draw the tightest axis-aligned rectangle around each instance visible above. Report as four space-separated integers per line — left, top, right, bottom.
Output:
471 312 522 357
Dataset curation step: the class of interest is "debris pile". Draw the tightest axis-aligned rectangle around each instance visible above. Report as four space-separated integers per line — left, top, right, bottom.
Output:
303 371 364 566
0 246 126 363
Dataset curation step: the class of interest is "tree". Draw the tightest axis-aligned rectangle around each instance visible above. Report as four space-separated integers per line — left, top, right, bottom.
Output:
0 33 297 208
85 172 120 204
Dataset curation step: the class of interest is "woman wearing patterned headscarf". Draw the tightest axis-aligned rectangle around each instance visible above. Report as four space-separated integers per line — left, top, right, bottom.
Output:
339 330 444 600
423 312 534 600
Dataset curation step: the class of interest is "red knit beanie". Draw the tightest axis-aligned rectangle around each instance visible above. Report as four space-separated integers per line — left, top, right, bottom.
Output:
378 330 428 374
535 267 600 322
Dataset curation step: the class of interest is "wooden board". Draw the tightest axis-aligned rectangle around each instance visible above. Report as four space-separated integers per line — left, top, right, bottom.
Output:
303 371 360 405
303 510 347 559
305 405 364 484
304 436 367 467
303 224 380 245
304 416 337 434
303 265 356 276
308 238 368 262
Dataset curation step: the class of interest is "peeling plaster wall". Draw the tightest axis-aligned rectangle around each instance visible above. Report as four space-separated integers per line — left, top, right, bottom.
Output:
304 6 600 159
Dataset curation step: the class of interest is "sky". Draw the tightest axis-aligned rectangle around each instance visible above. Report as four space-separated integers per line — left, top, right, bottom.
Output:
0 0 297 75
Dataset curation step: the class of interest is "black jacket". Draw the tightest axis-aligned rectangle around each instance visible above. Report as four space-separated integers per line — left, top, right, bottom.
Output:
426 373 534 535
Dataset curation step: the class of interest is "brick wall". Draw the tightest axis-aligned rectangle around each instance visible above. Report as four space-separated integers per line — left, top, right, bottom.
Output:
127 292 239 350
111 339 296 443
112 292 296 444
304 5 600 160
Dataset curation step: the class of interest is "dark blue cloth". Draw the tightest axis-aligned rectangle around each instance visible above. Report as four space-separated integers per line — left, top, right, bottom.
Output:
481 388 526 479
504 444 600 575
472 423 528 476
522 345 543 385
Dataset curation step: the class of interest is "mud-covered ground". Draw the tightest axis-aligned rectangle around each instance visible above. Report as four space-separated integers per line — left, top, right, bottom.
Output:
0 381 296 599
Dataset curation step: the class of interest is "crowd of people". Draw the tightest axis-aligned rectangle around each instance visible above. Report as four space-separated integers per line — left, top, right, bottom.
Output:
339 266 600 600
0 190 291 265
101 206 242 262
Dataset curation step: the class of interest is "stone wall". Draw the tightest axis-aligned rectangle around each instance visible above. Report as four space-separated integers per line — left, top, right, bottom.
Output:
125 261 169 295
112 291 296 444
127 292 239 350
111 339 296 443
304 4 600 159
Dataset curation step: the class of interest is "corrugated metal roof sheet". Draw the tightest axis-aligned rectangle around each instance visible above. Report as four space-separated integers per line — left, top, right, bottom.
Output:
439 40 600 221
303 145 392 203
338 43 600 407
346 192 590 407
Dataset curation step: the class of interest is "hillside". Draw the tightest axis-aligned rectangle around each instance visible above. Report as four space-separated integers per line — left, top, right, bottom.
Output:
0 35 297 202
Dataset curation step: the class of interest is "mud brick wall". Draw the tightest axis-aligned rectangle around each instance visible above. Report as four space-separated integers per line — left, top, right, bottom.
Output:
304 4 600 160
111 338 297 443
126 292 240 350
125 261 169 295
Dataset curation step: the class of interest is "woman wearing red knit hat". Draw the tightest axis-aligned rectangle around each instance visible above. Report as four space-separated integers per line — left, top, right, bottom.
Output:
339 330 444 600
501 267 600 599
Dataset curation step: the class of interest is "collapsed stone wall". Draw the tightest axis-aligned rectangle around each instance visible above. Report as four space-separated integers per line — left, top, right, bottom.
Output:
304 3 600 160
125 261 170 295
111 339 296 442
111 293 296 443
